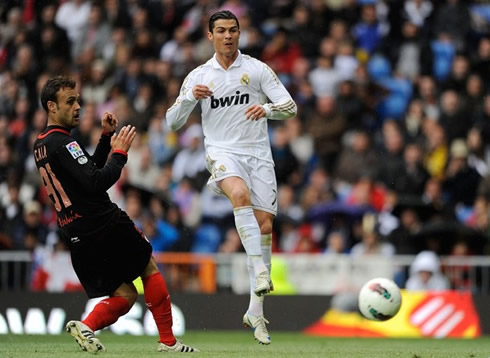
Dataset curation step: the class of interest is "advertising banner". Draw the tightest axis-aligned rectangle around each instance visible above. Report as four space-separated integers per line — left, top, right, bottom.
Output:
305 290 481 338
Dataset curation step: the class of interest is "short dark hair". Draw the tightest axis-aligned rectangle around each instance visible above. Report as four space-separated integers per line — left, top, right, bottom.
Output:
40 76 76 113
208 10 239 33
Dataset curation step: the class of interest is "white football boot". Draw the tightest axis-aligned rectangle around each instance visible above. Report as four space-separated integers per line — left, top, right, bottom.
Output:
65 320 106 354
254 271 271 297
243 312 271 345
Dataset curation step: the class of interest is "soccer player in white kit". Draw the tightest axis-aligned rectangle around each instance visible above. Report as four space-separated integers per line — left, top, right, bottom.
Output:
166 10 297 345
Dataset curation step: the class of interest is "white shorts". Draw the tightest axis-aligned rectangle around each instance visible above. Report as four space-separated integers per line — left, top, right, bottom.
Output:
206 153 277 215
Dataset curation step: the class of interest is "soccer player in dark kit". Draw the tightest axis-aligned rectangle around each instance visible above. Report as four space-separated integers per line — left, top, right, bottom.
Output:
33 76 199 353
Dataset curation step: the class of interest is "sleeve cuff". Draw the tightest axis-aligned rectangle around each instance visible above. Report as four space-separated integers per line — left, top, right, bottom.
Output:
262 104 271 117
102 130 115 137
113 149 128 156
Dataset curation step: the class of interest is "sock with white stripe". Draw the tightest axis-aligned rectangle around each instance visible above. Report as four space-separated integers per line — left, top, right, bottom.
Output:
247 234 273 316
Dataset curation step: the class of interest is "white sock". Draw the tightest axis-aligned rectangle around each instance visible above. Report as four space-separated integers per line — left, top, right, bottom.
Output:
234 206 267 276
247 258 264 316
261 234 272 275
247 234 272 316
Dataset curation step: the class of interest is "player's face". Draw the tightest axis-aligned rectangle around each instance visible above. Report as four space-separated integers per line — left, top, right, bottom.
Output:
53 87 81 129
208 19 240 57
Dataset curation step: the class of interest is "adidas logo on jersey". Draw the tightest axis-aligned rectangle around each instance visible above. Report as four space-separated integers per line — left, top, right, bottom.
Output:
210 91 249 109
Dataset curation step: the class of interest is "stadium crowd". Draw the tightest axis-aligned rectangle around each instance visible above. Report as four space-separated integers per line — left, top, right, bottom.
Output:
0 0 489 290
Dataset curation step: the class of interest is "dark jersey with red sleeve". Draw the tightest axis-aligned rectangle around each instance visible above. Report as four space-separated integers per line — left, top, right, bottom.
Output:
33 125 128 238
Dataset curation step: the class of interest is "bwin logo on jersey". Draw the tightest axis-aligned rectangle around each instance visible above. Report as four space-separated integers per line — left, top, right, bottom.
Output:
210 91 249 109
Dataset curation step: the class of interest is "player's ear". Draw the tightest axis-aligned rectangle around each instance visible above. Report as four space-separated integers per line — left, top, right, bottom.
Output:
47 100 57 114
207 31 213 41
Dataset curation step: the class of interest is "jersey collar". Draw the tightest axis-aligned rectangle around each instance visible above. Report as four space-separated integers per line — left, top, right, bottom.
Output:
37 125 70 139
212 50 243 70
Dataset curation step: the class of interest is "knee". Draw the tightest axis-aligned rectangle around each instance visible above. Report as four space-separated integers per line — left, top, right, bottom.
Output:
259 222 273 235
124 289 138 307
257 216 273 235
229 188 250 207
116 286 138 307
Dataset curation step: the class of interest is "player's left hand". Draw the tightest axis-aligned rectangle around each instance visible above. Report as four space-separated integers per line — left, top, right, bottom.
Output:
101 112 119 133
245 105 266 121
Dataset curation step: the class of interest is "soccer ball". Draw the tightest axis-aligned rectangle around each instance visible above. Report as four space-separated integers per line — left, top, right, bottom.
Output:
358 278 402 321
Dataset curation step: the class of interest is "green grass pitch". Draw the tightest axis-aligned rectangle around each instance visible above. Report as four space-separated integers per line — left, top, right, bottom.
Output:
1 331 489 357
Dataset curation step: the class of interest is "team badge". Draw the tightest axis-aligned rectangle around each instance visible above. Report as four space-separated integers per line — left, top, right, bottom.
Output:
78 156 88 164
209 81 215 89
240 74 250 85
65 141 84 159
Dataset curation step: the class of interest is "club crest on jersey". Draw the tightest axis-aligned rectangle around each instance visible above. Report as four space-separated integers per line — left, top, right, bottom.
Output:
210 91 249 109
240 73 250 85
78 156 88 164
65 141 84 159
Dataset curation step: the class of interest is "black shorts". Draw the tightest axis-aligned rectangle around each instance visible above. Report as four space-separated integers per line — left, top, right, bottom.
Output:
69 210 152 298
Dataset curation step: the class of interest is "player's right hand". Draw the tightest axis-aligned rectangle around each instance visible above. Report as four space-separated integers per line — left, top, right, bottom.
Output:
111 125 137 152
192 85 213 99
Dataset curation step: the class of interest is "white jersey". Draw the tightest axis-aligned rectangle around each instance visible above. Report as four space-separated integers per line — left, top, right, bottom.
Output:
166 51 297 163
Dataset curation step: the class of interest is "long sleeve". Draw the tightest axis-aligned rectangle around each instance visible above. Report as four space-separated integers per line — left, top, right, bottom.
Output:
166 71 199 131
91 132 114 168
57 139 127 194
260 63 297 120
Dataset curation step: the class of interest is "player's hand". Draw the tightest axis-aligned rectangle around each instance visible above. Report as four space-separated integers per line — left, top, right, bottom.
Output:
193 85 213 99
245 105 266 121
111 125 136 152
101 112 118 133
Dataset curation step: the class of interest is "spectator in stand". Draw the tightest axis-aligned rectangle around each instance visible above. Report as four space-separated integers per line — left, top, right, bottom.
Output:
336 80 365 132
405 250 450 290
262 26 302 82
277 184 304 224
324 230 348 256
309 56 341 97
350 214 395 256
443 139 481 207
402 0 434 29
416 75 440 120
54 0 91 58
466 128 490 177
14 200 50 249
270 124 300 185
284 116 314 169
290 5 321 60
396 142 430 196
352 2 388 55
423 120 448 179
306 95 346 174
81 60 113 107
464 74 485 121
335 130 378 185
388 199 426 255
376 120 406 192
160 25 190 66
433 0 471 51
472 37 490 88
334 40 358 81
442 54 471 94
171 123 207 189
73 3 111 66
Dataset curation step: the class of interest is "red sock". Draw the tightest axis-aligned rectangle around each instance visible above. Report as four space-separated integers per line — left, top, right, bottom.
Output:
143 272 176 346
82 296 130 332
